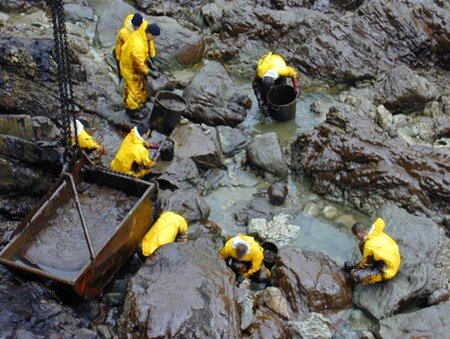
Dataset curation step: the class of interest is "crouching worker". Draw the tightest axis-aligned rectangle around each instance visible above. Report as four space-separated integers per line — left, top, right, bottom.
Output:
141 211 188 257
70 119 105 157
345 218 401 285
110 122 155 178
219 234 271 287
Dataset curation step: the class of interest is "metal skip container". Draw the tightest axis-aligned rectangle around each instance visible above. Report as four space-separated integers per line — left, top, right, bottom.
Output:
0 158 156 299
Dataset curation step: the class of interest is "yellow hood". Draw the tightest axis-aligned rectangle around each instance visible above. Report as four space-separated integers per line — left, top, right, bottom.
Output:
368 218 385 237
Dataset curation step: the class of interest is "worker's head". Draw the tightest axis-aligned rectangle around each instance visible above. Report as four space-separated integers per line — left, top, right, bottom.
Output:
352 222 369 240
131 13 143 29
70 119 84 137
146 23 161 40
235 243 249 259
262 69 278 91
136 122 151 139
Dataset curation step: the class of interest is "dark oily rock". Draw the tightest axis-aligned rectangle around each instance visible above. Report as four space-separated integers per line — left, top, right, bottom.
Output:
353 204 447 320
287 313 333 339
188 220 222 241
376 65 439 113
64 3 94 23
158 188 210 222
247 132 288 178
427 289 450 306
434 115 450 139
0 115 34 138
245 311 289 339
183 61 250 127
260 287 291 320
0 196 39 221
171 122 225 169
268 182 288 206
217 125 248 156
0 158 56 195
148 73 174 97
0 220 18 250
0 280 95 337
119 237 241 338
247 214 301 248
273 248 352 314
237 281 255 331
0 0 43 13
156 157 202 190
154 16 205 71
0 134 62 169
94 0 135 48
291 108 450 222
376 301 450 339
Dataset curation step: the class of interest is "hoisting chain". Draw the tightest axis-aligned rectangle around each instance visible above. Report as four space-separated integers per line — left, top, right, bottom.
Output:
47 0 78 164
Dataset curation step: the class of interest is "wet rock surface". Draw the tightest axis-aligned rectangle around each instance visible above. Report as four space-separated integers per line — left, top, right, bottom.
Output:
291 108 450 222
158 188 210 222
247 214 301 248
376 301 450 339
247 132 288 178
353 204 446 320
155 157 201 189
183 61 250 127
274 248 352 314
23 183 137 272
120 237 241 338
288 313 333 339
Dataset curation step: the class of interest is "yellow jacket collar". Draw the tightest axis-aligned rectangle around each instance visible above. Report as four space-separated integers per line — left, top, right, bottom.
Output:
232 234 250 255
366 218 385 238
131 127 146 144
135 19 148 40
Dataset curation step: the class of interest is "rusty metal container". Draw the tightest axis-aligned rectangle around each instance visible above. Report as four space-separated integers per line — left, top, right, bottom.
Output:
0 160 156 299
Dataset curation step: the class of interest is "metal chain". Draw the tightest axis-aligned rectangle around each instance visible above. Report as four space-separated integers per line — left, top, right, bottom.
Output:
47 0 78 163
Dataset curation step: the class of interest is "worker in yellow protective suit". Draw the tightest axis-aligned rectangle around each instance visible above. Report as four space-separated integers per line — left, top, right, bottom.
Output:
120 20 161 119
110 122 155 178
220 234 271 286
345 218 401 285
252 52 300 116
70 119 104 155
141 211 188 257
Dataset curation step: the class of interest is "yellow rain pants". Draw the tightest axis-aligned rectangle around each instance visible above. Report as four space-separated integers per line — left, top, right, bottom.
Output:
141 212 188 257
110 127 154 178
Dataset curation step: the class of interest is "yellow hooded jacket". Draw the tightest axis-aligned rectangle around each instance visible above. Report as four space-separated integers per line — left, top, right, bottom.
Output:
71 120 102 152
114 15 156 61
120 20 149 77
256 52 299 80
219 234 264 279
357 218 401 281
110 127 154 178
141 211 188 257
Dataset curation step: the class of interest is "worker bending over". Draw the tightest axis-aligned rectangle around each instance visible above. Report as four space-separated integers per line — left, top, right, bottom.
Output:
252 52 300 116
141 211 188 257
70 119 104 156
120 19 161 120
345 218 401 285
110 122 155 178
220 234 271 285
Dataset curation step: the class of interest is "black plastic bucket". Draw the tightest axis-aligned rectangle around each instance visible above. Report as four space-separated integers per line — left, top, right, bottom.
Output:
266 85 297 122
262 242 278 269
150 91 187 135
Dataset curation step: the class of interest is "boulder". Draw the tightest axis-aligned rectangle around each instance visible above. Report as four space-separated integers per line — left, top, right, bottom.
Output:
246 312 289 339
268 182 288 206
376 301 450 339
260 287 291 320
156 157 201 190
0 279 95 337
183 61 250 127
154 16 205 71
64 3 94 23
291 108 450 222
288 313 333 339
247 133 288 178
353 204 447 320
376 65 439 113
171 122 225 169
94 0 135 48
273 248 352 314
119 237 241 338
158 188 210 223
217 126 248 155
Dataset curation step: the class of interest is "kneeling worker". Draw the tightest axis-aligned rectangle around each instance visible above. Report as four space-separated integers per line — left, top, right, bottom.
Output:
70 119 105 156
252 52 300 116
219 234 271 284
345 218 401 285
141 211 188 257
110 122 155 178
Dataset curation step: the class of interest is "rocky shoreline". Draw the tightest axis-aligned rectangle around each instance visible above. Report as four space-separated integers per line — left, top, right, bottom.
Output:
0 0 449 337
